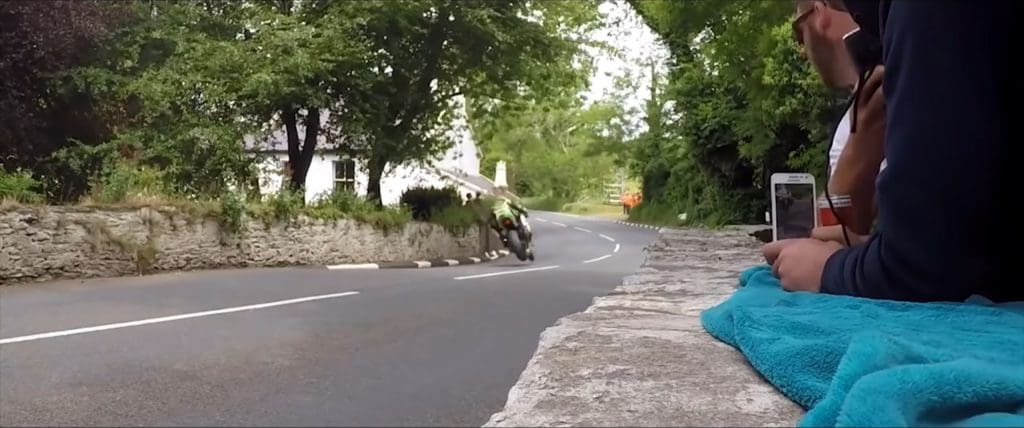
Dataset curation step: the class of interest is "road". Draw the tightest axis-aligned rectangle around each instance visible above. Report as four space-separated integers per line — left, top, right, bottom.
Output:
0 212 657 427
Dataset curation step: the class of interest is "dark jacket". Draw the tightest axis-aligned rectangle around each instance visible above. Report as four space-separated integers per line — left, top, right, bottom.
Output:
821 1 1023 302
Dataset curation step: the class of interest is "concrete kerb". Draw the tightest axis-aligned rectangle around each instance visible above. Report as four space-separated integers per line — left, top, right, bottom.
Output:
325 250 510 270
614 220 662 231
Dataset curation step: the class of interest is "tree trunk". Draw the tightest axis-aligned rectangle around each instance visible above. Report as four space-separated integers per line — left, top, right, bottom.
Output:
365 153 387 207
282 107 302 192
282 107 320 196
296 108 319 192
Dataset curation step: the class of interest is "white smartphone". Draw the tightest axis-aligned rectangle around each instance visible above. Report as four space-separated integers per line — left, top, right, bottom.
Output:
770 172 817 241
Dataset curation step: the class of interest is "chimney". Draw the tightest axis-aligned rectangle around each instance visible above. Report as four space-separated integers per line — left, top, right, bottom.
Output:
494 160 508 188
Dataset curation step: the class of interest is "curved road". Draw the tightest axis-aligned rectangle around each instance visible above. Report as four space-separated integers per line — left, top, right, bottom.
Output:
0 212 657 427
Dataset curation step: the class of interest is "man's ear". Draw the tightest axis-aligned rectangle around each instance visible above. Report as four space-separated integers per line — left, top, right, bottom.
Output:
813 2 833 31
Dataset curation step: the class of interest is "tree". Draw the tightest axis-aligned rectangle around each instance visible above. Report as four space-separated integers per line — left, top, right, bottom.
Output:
624 0 843 224
469 94 623 200
61 0 373 197
0 1 127 171
336 0 603 205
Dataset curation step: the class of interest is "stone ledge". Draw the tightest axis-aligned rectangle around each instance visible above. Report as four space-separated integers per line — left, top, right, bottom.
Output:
1 205 487 285
484 227 804 427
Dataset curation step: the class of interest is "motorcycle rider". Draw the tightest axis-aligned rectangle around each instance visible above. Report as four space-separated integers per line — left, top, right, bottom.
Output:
490 193 533 258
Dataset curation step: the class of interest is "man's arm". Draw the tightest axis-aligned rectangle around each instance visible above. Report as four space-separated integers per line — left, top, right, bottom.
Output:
821 1 1010 302
828 66 886 235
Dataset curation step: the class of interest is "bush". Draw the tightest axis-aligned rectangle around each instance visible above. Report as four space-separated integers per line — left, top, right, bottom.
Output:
521 195 568 212
219 191 248 235
306 189 375 221
254 187 304 225
305 189 412 233
351 205 412 234
429 204 481 234
628 201 682 227
89 162 171 204
400 186 461 221
0 167 43 203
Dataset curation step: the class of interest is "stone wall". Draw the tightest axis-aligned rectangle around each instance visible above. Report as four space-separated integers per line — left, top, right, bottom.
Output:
485 226 803 427
0 206 488 285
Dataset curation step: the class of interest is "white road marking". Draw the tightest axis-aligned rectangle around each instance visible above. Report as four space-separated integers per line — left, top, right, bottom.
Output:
0 291 360 346
583 254 612 264
552 222 567 227
536 218 548 223
414 261 431 268
443 259 460 266
327 263 379 270
599 234 616 242
614 243 621 253
454 265 560 280
573 226 592 233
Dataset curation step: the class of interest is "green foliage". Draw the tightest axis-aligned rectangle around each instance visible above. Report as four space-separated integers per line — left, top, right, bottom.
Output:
522 196 570 212
469 96 624 201
88 161 171 204
0 167 43 203
302 189 412 234
626 0 842 225
427 204 480 235
340 0 604 204
254 188 305 226
219 192 248 236
398 186 480 234
400 186 461 221
628 201 679 227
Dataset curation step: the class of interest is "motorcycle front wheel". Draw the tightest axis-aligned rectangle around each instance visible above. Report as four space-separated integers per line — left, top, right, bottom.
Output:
506 230 528 261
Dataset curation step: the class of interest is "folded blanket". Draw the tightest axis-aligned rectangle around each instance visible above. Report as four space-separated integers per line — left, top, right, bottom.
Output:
701 265 1024 427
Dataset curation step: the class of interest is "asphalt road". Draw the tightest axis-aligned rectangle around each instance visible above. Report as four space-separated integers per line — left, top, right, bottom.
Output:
0 212 657 427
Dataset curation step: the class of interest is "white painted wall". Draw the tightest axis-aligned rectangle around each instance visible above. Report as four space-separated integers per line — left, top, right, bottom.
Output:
257 152 483 206
254 95 485 206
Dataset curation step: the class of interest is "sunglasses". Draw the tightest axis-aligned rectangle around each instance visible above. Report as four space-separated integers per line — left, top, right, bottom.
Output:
791 7 815 45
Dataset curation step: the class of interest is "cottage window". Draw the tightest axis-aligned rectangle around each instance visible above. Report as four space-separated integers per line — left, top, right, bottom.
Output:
334 159 356 192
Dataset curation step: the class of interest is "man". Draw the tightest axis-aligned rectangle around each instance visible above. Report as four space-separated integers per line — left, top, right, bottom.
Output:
768 0 1023 303
793 0 886 236
490 193 532 253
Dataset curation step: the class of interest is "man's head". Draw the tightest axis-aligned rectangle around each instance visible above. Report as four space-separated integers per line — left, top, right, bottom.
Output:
792 0 859 90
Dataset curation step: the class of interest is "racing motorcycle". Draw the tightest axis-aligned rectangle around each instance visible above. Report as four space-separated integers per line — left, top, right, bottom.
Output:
496 213 535 262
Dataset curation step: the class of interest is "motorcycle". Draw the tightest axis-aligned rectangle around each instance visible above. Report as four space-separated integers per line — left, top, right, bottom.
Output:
497 213 534 262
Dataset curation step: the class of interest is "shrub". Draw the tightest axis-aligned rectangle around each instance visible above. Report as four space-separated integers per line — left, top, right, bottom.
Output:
0 167 43 203
253 188 304 225
89 162 171 204
400 186 461 221
429 204 481 234
219 191 248 235
351 205 412 234
305 189 375 221
305 189 412 233
628 201 682 227
521 195 568 212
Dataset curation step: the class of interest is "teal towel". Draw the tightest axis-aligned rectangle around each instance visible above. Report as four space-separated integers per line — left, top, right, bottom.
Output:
701 265 1024 427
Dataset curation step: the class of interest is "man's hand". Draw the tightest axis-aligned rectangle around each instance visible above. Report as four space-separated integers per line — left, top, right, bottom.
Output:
771 238 843 293
811 225 869 246
762 239 799 265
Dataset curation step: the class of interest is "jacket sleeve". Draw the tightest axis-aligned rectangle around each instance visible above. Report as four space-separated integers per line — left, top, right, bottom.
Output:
820 1 1011 302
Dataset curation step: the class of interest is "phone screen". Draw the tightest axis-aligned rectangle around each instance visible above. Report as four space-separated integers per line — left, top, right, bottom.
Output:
774 182 816 240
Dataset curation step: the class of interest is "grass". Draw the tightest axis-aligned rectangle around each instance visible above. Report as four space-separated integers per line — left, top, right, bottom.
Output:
521 196 569 212
427 204 482 235
628 201 687 227
0 198 24 213
522 196 626 219
561 200 626 218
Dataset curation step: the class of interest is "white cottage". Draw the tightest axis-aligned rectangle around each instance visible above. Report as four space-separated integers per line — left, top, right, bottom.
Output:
244 100 497 206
